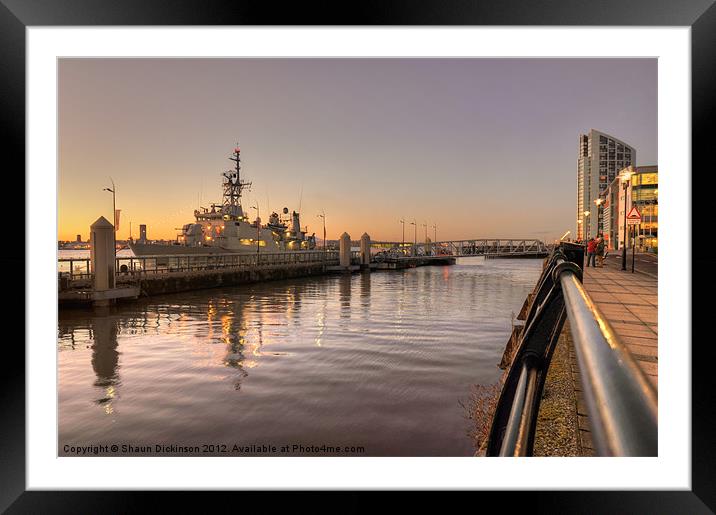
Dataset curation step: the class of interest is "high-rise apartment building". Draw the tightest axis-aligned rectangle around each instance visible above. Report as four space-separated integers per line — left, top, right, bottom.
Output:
577 130 636 240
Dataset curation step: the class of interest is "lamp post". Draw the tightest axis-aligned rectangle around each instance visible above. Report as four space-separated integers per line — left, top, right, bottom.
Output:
594 198 604 236
103 177 116 259
620 169 633 271
421 222 428 256
649 189 659 252
410 219 416 255
432 223 437 256
583 210 591 240
649 189 658 250
400 219 405 249
317 211 326 253
251 204 260 259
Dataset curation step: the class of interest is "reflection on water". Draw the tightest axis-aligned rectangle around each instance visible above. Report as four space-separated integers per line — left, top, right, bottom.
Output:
90 316 120 413
58 258 542 456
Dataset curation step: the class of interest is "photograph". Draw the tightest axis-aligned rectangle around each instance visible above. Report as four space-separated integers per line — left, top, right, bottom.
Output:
56 57 658 458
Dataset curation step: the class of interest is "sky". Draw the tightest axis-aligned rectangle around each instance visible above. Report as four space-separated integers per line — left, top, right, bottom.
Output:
58 58 657 242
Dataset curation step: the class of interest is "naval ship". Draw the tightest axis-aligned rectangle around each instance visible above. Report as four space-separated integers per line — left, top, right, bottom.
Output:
129 145 316 256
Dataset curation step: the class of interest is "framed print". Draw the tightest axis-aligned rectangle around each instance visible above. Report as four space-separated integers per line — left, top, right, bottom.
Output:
4 0 714 511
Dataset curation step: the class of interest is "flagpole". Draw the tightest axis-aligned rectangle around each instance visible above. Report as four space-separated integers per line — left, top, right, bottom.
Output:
111 178 116 256
103 178 116 261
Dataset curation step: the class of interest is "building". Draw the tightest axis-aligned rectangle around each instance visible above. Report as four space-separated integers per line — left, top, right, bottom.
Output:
76 234 81 243
601 183 618 250
629 165 658 252
577 129 636 240
139 224 147 244
603 165 658 251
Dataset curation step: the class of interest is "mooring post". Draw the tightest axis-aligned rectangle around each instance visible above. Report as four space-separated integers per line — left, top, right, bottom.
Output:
339 232 351 268
360 233 371 269
90 216 116 306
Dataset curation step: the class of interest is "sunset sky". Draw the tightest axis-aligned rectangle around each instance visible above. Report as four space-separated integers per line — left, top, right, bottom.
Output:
58 58 657 242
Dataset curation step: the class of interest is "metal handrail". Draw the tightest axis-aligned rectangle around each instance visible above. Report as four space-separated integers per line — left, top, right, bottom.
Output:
486 242 657 457
559 265 657 456
58 249 343 281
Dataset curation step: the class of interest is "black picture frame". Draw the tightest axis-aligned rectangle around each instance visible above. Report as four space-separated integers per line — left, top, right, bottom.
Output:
3 0 712 511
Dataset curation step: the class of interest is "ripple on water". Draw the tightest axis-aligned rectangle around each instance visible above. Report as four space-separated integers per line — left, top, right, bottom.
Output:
58 258 542 456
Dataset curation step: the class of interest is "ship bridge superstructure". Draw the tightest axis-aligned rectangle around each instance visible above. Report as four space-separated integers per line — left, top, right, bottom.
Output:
133 143 316 255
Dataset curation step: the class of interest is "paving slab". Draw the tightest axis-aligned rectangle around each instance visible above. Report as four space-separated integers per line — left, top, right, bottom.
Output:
564 263 658 456
582 265 658 386
537 258 658 457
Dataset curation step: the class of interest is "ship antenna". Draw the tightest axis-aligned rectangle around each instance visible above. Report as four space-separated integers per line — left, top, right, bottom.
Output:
198 176 203 209
298 184 303 213
225 143 252 219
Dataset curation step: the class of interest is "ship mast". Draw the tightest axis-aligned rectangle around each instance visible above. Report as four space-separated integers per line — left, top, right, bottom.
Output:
223 144 252 220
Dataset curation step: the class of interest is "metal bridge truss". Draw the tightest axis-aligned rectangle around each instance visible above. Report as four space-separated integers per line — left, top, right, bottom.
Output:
373 239 548 259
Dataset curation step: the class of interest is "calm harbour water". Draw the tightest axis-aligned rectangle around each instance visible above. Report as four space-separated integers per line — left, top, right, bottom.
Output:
58 253 542 456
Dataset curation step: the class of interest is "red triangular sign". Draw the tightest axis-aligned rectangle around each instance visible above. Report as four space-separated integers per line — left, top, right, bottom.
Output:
626 206 641 219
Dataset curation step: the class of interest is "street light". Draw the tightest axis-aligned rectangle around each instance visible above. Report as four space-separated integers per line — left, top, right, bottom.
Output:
432 223 437 256
421 222 428 256
250 204 260 258
583 210 591 240
400 218 405 248
410 219 417 255
103 177 116 256
317 211 326 252
594 198 604 236
649 189 658 250
619 169 634 271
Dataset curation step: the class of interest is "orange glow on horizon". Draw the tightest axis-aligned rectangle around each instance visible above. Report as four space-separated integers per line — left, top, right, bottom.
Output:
57 59 656 244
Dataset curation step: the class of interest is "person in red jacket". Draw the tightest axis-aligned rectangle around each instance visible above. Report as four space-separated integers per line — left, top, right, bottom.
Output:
586 237 597 267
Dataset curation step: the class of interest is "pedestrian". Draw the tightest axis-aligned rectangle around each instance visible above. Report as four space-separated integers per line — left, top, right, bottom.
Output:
586 237 597 267
596 235 605 267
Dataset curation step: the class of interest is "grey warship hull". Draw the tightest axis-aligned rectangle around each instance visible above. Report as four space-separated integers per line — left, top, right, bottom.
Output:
128 242 260 256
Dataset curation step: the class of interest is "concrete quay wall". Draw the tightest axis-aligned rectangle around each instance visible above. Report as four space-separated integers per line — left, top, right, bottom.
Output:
60 258 460 308
374 256 456 269
119 262 327 297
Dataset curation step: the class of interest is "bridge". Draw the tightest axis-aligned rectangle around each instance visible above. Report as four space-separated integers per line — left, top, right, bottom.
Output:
59 220 551 306
371 239 549 262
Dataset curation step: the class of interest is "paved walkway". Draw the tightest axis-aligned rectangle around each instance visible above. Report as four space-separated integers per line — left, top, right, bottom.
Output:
582 258 658 388
569 257 658 455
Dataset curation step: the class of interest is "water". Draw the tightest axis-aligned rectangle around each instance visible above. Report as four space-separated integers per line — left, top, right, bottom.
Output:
58 257 542 456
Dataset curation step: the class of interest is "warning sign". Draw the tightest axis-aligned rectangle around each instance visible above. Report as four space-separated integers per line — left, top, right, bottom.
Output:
626 206 641 225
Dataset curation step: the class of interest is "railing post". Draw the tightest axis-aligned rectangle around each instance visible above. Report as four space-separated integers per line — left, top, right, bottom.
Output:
339 232 351 268
486 242 656 457
90 216 115 293
559 267 657 456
